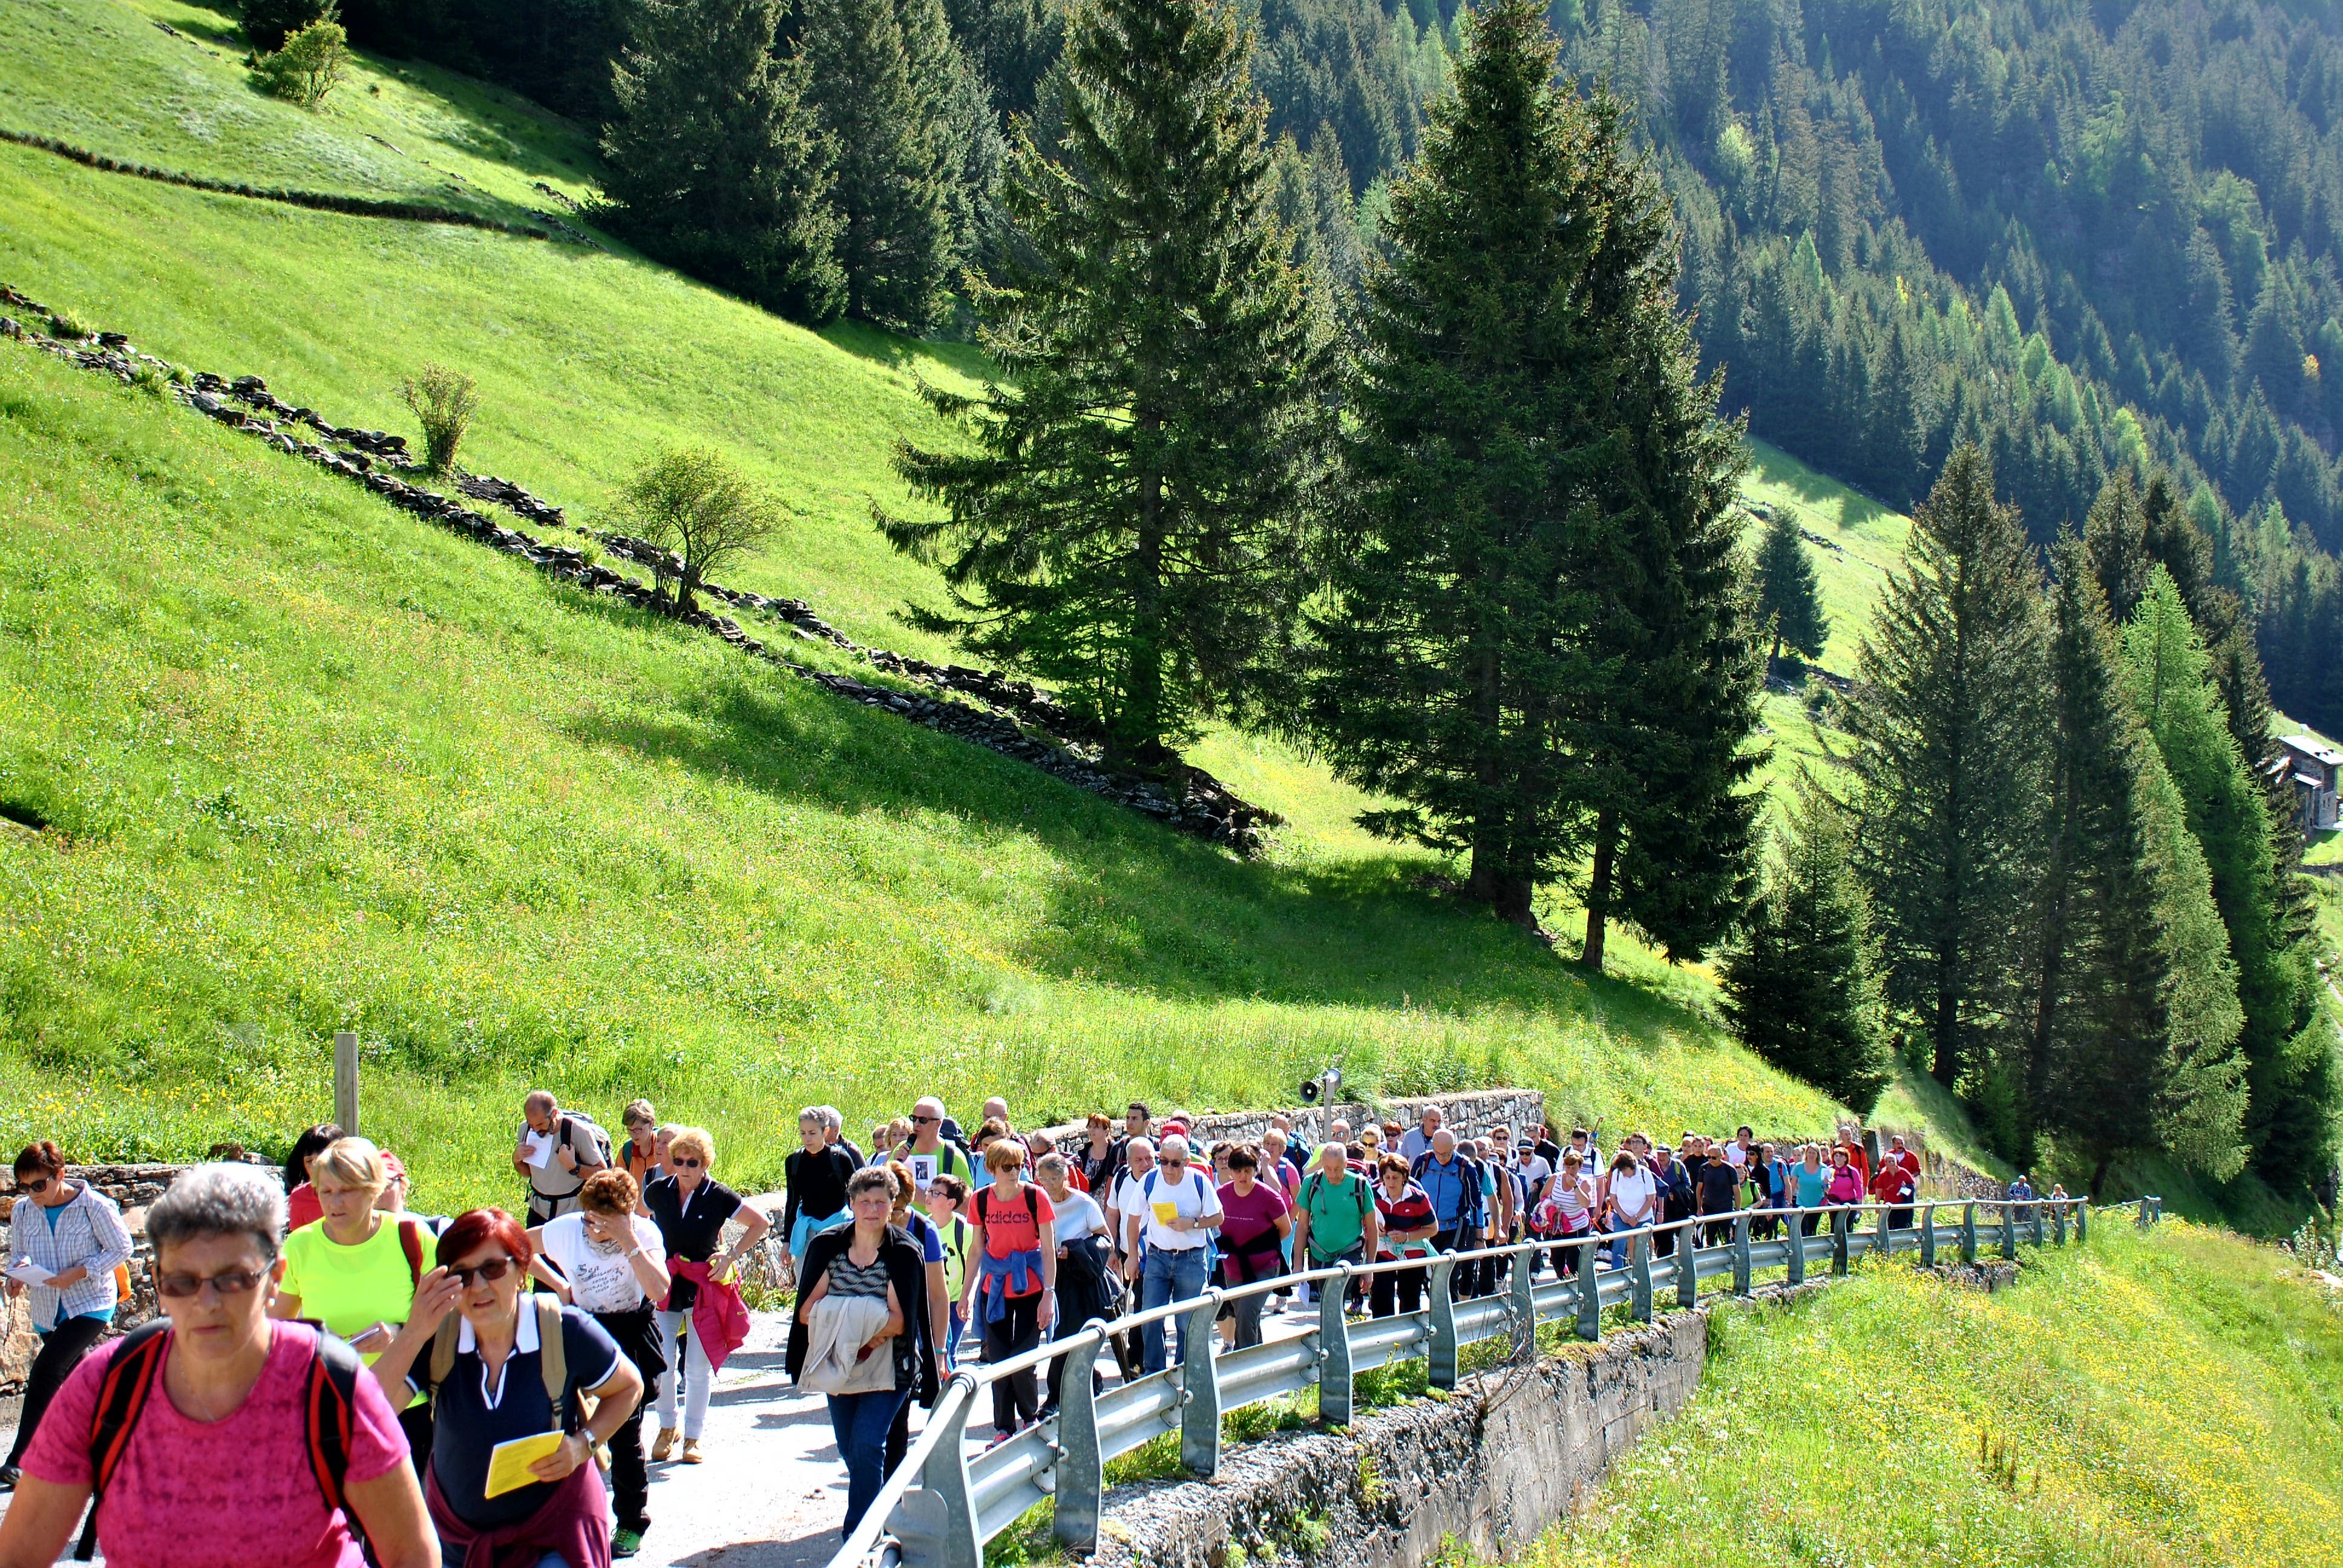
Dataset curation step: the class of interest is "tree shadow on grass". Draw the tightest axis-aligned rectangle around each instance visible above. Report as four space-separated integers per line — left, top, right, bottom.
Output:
817 319 995 385
557 654 1684 1035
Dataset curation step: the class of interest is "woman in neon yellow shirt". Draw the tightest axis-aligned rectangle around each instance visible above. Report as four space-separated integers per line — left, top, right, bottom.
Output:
270 1137 433 1466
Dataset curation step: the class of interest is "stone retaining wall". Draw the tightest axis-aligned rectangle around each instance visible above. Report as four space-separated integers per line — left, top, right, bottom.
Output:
1032 1089 1550 1158
1090 1285 1823 1568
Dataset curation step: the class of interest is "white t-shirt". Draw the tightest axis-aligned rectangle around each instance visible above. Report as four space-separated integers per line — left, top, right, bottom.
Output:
1510 1155 1553 1205
1607 1168 1659 1226
538 1212 666 1313
1138 1167 1218 1251
1051 1189 1109 1247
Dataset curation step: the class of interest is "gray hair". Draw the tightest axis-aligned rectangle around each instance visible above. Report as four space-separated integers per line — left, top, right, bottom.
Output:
148 1163 287 1264
819 1105 845 1134
846 1167 894 1203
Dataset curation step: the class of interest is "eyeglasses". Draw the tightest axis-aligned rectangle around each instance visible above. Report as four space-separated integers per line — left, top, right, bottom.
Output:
157 1267 269 1300
15 1176 51 1195
447 1257 518 1287
670 1157 704 1169
911 1115 939 1125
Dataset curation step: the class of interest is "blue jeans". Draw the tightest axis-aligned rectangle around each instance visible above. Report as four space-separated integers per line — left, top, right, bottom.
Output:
830 1386 914 1535
1139 1246 1211 1374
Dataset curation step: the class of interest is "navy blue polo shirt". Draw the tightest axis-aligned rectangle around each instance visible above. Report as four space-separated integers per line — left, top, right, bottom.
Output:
414 1303 623 1529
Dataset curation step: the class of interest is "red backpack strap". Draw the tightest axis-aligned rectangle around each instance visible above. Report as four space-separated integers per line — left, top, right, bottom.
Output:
304 1332 367 1518
75 1319 173 1561
398 1219 425 1291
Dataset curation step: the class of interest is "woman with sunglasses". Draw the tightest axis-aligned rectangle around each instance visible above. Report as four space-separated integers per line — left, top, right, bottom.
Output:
1 1143 134 1492
0 1163 435 1568
642 1126 767 1465
373 1207 645 1568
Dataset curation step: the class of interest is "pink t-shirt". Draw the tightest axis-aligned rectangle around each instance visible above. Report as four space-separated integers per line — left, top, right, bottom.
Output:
24 1321 408 1568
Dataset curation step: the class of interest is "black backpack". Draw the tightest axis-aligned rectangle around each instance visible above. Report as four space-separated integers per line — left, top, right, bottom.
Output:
560 1111 614 1169
77 1322 367 1561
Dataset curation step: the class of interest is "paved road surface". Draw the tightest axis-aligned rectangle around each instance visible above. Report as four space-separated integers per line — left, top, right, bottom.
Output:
0 1289 1324 1568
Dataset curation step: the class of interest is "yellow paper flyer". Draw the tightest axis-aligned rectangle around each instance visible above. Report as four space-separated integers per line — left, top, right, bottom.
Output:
483 1431 565 1497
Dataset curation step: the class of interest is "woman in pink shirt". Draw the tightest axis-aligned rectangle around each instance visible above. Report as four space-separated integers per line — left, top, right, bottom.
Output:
0 1163 433 1568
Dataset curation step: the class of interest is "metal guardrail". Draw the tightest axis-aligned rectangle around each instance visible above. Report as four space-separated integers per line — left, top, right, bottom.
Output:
830 1194 2157 1568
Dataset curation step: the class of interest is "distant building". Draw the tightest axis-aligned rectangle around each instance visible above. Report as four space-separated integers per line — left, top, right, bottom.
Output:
2278 735 2343 835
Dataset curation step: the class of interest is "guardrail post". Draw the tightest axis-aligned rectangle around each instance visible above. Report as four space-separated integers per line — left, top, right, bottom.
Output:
2076 1199 2089 1244
1320 1265 1354 1427
2051 1200 2066 1247
1830 1208 1850 1276
1785 1212 1806 1286
1960 1202 1978 1265
1427 1256 1460 1387
1732 1215 1752 1296
1052 1329 1107 1555
1629 1231 1654 1322
2135 1198 2149 1232
1509 1241 1536 1342
1674 1223 1698 1307
2031 1201 2046 1248
1919 1203 1936 1267
2152 1196 2163 1226
2001 1203 2019 1260
913 1375 983 1568
1179 1291 1224 1477
1574 1238 1601 1341
1871 1205 1893 1261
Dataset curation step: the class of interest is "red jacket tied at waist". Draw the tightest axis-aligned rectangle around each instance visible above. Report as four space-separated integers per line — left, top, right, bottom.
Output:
666 1259 750 1371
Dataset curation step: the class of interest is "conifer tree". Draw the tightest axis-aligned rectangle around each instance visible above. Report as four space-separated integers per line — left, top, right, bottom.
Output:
1303 0 1612 922
2032 540 2246 1187
1752 508 1828 665
1722 788 1892 1114
600 0 845 324
2124 567 2317 1180
885 0 1331 768
803 0 970 330
2083 469 2152 624
1562 90 1764 970
1844 445 2051 1100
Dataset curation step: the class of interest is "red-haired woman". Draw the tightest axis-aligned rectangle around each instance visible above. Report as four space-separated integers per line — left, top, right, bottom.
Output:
374 1209 644 1567
2 1143 132 1491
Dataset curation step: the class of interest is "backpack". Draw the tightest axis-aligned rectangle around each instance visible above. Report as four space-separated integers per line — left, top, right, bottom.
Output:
973 1181 1042 1236
426 1293 581 1431
1300 1171 1374 1258
560 1112 614 1170
76 1322 367 1561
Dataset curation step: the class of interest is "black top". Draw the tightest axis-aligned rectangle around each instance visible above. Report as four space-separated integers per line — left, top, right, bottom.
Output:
1697 1160 1740 1215
783 1145 860 1237
784 1224 939 1408
644 1174 744 1312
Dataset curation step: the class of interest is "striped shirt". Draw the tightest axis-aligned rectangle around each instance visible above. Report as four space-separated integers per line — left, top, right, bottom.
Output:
7 1183 134 1329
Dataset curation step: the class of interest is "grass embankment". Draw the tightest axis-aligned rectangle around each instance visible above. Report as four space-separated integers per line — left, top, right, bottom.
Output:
0 0 1994 1209
0 349 1857 1209
1535 1219 2343 1566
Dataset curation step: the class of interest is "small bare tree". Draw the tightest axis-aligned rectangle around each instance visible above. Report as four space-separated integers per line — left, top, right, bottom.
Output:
398 363 479 473
615 448 785 616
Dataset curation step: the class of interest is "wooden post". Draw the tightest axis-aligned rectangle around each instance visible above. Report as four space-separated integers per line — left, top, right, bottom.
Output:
333 1031 359 1137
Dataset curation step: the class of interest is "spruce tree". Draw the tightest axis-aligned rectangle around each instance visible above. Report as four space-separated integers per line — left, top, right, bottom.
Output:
1303 0 1613 921
2083 469 2152 624
2124 567 2318 1181
2032 540 2246 1189
1843 444 2051 1100
600 0 846 324
1752 507 1828 666
1722 789 1892 1114
804 0 969 330
1564 90 1764 970
885 0 1331 768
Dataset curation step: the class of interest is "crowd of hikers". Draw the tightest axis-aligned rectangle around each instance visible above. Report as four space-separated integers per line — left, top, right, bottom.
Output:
0 1093 2065 1567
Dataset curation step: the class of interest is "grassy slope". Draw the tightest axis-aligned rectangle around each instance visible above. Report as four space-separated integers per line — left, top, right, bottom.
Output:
0 348 1855 1209
0 0 2002 1205
1536 1220 2343 1566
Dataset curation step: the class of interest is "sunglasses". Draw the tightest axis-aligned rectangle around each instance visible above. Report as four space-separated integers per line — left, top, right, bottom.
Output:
16 1176 52 1195
670 1157 704 1169
911 1115 940 1125
447 1256 519 1287
157 1267 269 1300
